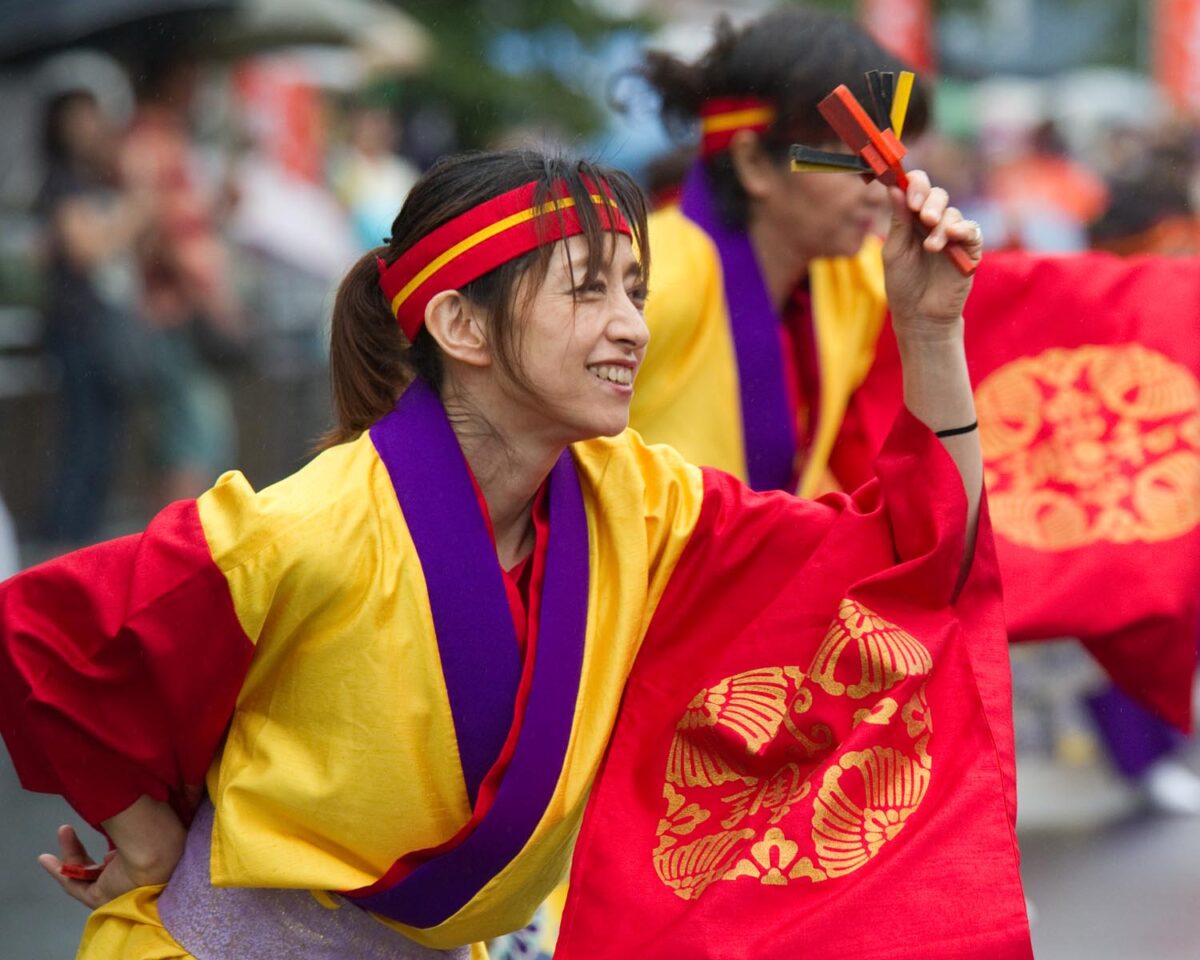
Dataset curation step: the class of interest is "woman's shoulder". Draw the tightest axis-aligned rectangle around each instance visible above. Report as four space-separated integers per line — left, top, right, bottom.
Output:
572 430 704 518
197 432 391 572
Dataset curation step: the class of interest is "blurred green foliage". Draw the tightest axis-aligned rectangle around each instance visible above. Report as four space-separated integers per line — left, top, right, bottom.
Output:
377 0 654 150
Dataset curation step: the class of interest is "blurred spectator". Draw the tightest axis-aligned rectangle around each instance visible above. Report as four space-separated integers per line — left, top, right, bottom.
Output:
989 120 1110 251
1090 125 1200 255
121 57 241 504
1089 179 1200 255
36 88 151 544
1084 120 1200 815
331 104 419 250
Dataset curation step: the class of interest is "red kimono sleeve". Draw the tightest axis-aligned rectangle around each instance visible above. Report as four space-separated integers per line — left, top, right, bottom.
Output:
558 410 1031 959
0 500 254 828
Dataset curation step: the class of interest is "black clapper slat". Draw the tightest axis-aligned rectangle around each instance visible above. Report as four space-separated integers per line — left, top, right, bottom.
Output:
865 69 890 132
788 144 872 173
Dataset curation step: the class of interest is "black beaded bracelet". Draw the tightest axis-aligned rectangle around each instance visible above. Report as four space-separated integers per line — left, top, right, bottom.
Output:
934 420 978 439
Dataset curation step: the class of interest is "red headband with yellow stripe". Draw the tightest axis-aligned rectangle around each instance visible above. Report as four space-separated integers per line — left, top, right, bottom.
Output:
699 96 777 158
378 179 631 341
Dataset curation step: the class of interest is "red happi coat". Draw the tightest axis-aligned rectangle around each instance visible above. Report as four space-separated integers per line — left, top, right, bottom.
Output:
557 412 1031 958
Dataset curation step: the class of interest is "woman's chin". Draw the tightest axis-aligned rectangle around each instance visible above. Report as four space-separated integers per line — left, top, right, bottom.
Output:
572 413 630 443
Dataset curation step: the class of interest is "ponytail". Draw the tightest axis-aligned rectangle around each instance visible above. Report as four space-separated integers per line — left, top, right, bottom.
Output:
639 47 707 141
318 247 441 449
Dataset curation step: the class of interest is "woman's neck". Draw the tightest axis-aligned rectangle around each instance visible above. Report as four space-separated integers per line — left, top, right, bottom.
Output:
747 213 811 312
443 387 561 570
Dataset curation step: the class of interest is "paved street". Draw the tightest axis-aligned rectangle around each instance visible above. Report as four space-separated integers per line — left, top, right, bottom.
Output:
1 647 1198 959
0 762 107 960
1017 758 1200 959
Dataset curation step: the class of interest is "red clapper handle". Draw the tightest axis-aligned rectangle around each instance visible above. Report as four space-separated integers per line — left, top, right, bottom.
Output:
60 862 105 882
817 85 977 276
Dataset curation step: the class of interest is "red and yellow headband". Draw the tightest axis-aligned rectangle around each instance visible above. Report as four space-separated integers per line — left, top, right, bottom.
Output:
699 96 777 158
378 179 631 342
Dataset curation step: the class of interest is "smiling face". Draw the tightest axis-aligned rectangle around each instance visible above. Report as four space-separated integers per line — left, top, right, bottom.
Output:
494 233 649 446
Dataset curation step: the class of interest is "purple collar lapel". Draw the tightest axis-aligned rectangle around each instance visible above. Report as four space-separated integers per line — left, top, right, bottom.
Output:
680 164 797 491
363 379 590 927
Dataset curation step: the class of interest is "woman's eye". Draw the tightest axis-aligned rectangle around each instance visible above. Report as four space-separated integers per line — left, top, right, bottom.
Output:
577 281 607 296
627 286 648 307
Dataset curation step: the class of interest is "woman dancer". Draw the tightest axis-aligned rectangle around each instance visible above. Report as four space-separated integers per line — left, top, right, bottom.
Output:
1 149 1023 958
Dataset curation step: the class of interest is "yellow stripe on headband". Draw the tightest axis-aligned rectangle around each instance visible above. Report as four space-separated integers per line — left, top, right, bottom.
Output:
700 107 776 135
390 194 611 318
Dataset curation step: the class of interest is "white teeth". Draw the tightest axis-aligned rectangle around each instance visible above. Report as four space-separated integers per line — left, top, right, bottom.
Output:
589 364 633 386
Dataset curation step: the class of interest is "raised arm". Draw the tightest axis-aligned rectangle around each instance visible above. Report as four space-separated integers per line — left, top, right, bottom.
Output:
880 169 984 579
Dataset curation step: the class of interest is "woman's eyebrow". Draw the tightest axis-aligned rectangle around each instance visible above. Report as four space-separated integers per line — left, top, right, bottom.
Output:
566 248 604 276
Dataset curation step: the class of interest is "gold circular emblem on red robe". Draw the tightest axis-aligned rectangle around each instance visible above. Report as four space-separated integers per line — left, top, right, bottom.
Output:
975 344 1200 551
651 600 933 900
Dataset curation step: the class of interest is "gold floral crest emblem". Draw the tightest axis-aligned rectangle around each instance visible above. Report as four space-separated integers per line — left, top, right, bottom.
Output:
652 599 934 900
976 344 1200 550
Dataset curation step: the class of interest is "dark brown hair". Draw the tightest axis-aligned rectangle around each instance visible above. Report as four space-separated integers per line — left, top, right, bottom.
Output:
321 150 649 448
640 7 930 227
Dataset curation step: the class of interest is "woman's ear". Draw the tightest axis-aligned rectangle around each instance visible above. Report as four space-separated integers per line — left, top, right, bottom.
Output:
728 129 780 201
424 291 491 368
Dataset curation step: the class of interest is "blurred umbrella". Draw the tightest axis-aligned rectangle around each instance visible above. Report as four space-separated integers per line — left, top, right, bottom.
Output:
0 0 235 62
0 0 431 73
211 0 431 74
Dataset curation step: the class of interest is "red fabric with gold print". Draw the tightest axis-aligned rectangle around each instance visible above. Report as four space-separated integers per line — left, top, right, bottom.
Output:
841 251 1200 731
558 411 1032 958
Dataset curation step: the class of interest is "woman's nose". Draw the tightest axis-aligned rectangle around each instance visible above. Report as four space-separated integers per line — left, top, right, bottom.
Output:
609 291 649 350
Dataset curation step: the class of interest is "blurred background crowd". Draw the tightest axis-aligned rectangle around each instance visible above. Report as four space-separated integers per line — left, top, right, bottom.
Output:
2 0 1198 557
0 1 1197 958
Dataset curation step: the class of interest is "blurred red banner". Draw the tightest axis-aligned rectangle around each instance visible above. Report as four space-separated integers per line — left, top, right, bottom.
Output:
234 58 325 183
859 0 936 75
1156 0 1200 111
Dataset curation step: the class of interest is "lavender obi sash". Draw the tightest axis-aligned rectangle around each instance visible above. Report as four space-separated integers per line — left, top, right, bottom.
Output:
157 802 469 960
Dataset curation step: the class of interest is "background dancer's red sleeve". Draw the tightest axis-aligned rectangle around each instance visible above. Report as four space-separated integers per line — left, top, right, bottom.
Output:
0 500 253 828
842 251 1200 731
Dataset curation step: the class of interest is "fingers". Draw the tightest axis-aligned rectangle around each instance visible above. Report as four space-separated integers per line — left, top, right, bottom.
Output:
904 168 932 208
58 824 91 864
38 851 95 906
39 825 104 908
888 169 949 239
947 217 984 257
903 169 983 265
923 204 961 250
37 852 63 877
